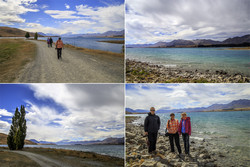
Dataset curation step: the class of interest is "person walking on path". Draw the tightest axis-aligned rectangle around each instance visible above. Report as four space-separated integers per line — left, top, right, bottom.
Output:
167 113 182 155
144 107 161 154
50 37 53 47
47 37 50 47
178 112 191 155
55 37 64 59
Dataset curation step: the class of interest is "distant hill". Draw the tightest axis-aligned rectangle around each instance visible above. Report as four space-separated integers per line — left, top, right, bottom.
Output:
28 137 124 145
205 99 250 111
126 99 250 114
0 133 37 145
0 26 43 37
223 34 250 44
128 34 250 48
97 137 124 145
62 30 124 38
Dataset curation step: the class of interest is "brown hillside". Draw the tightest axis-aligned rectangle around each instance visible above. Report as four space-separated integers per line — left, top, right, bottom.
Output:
0 133 37 145
0 26 42 37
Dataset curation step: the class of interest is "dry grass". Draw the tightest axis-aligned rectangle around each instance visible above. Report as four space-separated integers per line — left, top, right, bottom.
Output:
0 147 124 167
98 40 124 44
0 150 39 167
24 147 123 165
0 39 36 82
64 44 124 58
226 47 250 50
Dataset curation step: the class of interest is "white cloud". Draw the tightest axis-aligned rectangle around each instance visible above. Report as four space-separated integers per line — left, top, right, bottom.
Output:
126 84 250 110
65 3 70 9
0 120 10 134
41 4 48 9
76 4 124 32
0 109 13 117
24 84 124 142
41 4 124 34
44 10 80 19
126 0 250 44
0 0 39 25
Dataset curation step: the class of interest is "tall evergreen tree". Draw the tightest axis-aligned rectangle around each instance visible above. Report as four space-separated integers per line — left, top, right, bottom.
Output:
25 32 30 39
7 106 27 150
34 32 38 40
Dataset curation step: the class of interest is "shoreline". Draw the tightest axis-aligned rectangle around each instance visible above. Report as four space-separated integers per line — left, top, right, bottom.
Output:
0 147 124 167
33 39 124 57
125 116 249 167
126 59 250 83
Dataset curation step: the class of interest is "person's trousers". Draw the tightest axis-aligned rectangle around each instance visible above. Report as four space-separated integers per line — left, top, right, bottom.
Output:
57 48 62 59
169 132 182 154
48 43 50 47
148 132 158 153
182 133 190 154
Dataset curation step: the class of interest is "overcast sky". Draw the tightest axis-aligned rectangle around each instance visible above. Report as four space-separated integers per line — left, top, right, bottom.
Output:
126 0 250 44
126 84 250 110
0 0 124 35
0 84 124 142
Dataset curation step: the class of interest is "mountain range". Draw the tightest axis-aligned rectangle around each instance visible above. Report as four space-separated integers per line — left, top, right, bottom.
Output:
0 132 124 145
127 34 250 48
0 26 124 38
126 99 250 114
29 137 124 145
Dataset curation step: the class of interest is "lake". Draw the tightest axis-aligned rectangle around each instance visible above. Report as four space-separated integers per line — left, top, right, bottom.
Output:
41 37 123 53
126 47 250 76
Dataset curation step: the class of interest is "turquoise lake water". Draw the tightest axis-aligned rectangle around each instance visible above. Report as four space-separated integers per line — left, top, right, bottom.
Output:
126 47 250 76
132 111 250 148
0 144 124 158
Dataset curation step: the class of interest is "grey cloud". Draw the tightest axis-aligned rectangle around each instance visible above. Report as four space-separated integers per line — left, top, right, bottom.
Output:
126 0 250 43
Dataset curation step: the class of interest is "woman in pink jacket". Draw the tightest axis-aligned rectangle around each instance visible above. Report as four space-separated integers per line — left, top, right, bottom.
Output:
178 112 191 155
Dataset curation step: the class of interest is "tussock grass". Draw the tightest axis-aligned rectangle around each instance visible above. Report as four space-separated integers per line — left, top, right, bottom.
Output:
0 39 36 82
0 151 39 167
98 40 124 44
64 44 124 58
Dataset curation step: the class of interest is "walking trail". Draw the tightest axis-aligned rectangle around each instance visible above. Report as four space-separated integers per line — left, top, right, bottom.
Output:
15 40 124 83
3 149 71 167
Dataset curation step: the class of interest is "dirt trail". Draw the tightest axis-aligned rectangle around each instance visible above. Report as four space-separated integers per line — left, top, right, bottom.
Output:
15 40 124 83
1 149 71 167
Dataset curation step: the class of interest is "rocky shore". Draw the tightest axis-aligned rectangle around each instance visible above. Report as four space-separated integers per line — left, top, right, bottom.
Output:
126 59 250 83
126 116 233 167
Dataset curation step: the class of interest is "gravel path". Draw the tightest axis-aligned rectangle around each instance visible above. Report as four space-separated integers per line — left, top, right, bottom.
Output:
15 40 124 83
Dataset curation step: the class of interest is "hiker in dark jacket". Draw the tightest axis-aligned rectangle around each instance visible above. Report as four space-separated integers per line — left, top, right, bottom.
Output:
47 37 50 47
144 107 161 154
50 37 53 47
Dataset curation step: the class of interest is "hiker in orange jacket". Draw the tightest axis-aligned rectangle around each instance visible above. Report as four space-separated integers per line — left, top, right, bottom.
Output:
55 37 64 59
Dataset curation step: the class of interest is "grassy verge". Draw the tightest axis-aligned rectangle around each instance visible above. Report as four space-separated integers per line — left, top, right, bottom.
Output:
64 44 124 57
98 40 124 44
222 47 250 50
0 150 39 167
0 39 36 82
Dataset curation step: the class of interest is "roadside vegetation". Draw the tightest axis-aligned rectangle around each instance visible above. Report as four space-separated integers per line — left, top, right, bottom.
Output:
0 39 36 82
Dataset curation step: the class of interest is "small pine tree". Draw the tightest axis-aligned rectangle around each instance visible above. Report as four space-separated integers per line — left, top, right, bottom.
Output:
25 32 30 39
7 105 27 150
34 32 38 40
